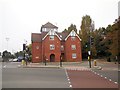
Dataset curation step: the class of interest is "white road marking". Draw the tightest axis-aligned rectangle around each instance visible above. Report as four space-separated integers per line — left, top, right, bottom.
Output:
3 65 6 68
114 82 118 84
18 65 21 67
109 79 112 81
69 85 72 88
65 69 72 88
105 77 107 79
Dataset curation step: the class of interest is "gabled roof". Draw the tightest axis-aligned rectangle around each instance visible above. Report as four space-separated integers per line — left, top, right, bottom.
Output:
31 33 42 42
41 22 58 29
42 30 62 40
32 30 81 42
56 32 69 40
65 30 82 41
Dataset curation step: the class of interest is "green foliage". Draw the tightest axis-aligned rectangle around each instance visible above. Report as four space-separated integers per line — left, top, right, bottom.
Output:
61 15 119 60
2 50 15 61
14 51 24 58
79 15 95 58
79 15 119 59
106 18 119 59
62 24 77 33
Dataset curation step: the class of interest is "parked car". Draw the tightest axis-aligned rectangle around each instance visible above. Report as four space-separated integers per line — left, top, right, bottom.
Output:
17 56 24 62
12 58 18 62
9 59 13 62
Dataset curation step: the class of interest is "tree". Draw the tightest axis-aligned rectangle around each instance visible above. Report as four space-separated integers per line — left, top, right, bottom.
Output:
94 28 110 58
105 18 119 60
62 24 77 33
27 44 32 61
79 15 95 58
14 51 24 58
62 29 68 33
68 24 77 33
2 50 12 62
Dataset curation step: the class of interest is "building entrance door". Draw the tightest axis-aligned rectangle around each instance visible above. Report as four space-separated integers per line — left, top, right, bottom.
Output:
50 54 55 62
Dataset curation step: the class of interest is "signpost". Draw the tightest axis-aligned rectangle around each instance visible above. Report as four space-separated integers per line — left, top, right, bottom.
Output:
88 51 91 68
44 56 47 66
60 56 62 67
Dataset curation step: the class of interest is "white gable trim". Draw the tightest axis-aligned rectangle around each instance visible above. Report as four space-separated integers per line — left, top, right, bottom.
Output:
42 30 62 40
65 30 82 41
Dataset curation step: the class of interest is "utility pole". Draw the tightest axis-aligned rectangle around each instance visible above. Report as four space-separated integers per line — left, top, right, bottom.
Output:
88 21 94 68
88 35 91 68
60 55 62 67
23 40 27 66
6 37 10 51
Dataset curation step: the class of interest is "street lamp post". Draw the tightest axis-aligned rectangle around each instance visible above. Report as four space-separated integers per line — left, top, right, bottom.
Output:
44 56 46 66
23 40 27 66
88 22 93 68
88 37 91 68
6 37 9 51
60 55 62 67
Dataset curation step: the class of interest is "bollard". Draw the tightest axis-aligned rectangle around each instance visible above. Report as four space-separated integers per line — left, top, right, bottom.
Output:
21 60 24 66
22 60 25 66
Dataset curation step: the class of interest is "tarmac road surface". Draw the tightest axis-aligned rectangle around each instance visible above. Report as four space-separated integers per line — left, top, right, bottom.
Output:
67 70 118 88
2 68 70 88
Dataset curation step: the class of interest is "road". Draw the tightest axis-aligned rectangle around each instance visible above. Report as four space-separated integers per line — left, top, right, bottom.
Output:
91 60 119 83
2 68 71 88
67 70 118 88
2 62 21 68
1 60 119 89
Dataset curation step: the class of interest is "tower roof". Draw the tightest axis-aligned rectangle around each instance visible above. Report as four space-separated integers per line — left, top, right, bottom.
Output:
41 22 58 29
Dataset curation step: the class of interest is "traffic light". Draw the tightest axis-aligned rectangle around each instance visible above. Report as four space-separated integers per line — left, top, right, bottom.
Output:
23 44 26 51
26 46 29 52
91 37 94 45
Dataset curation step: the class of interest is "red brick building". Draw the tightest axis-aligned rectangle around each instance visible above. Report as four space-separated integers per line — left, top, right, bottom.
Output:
31 22 82 63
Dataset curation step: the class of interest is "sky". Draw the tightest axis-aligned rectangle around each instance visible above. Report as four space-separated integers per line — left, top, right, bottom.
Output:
0 0 119 53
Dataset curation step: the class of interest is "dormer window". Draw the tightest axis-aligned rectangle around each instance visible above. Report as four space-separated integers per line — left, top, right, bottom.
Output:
49 35 54 40
49 30 55 35
70 30 76 36
41 22 58 32
71 36 75 41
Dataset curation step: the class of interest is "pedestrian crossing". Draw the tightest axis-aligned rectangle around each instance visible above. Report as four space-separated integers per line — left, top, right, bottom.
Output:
65 67 90 71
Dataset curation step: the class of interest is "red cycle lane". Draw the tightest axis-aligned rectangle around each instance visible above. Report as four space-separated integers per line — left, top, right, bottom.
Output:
67 70 118 88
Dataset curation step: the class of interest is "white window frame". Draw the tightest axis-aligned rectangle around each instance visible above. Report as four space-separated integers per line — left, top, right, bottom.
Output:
61 45 64 50
71 45 76 50
71 36 76 41
49 30 55 35
72 53 77 59
70 30 76 36
50 45 55 50
49 35 54 40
